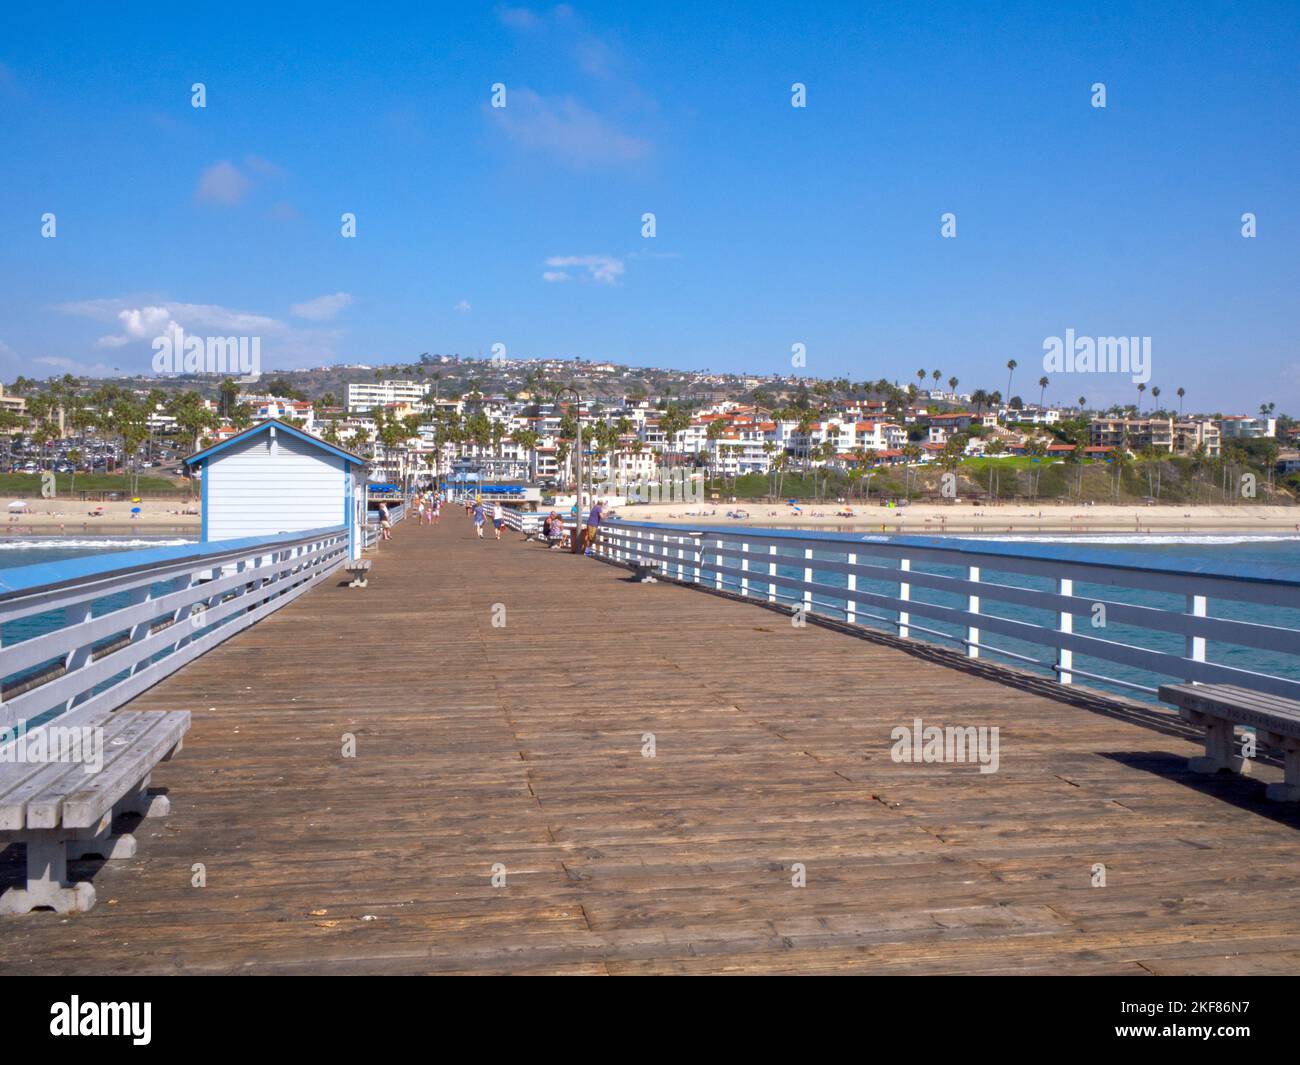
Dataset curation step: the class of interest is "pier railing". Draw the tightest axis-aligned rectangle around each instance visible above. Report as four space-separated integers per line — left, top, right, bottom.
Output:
594 520 1300 702
0 526 351 734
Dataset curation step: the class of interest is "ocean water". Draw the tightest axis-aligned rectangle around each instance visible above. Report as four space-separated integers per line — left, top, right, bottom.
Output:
701 533 1300 702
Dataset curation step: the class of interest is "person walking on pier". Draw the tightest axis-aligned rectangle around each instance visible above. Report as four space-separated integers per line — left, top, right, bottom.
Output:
379 502 392 541
582 499 604 555
473 500 485 539
492 501 504 541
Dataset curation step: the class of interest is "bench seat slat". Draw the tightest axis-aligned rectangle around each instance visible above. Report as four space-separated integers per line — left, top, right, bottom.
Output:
24 713 175 829
61 712 189 829
0 711 141 830
2 711 189 830
1159 683 1300 738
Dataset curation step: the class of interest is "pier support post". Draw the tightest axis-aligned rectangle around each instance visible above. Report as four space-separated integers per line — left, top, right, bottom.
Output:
846 552 856 625
1185 593 1207 677
898 558 910 639
803 548 813 617
966 565 980 658
1057 577 1073 685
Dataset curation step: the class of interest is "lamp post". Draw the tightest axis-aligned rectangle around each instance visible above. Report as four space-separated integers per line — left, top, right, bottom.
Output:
556 386 583 552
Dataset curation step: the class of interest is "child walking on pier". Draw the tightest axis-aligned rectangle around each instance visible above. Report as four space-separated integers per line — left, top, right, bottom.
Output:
473 500 485 539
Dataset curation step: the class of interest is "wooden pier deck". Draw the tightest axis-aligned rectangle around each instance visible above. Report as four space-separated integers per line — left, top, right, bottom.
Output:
3 516 1299 975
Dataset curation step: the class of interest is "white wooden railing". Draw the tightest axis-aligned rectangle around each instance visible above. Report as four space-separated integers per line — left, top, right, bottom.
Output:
0 527 351 735
591 520 1300 702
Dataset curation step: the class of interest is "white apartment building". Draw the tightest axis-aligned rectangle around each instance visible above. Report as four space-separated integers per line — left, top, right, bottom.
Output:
346 379 430 414
1217 415 1276 440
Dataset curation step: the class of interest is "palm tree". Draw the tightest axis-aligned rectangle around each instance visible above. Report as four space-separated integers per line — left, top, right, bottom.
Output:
931 370 941 390
1006 359 1018 401
1078 396 1087 412
1150 386 1161 412
1177 387 1186 416
1038 376 1049 408
1136 382 1147 411
948 376 958 395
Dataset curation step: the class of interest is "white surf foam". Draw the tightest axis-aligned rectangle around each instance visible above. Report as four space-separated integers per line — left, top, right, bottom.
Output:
0 538 195 551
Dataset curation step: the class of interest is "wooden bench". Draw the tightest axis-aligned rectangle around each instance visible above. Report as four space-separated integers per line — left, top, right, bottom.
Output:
346 559 373 587
1158 683 1300 802
630 561 658 583
0 708 189 914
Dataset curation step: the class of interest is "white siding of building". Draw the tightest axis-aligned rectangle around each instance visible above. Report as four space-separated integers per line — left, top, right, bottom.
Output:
204 429 352 541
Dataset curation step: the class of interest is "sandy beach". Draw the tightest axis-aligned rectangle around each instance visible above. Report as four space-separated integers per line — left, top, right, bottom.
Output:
5 496 1299 539
3 497 201 536
610 500 1300 536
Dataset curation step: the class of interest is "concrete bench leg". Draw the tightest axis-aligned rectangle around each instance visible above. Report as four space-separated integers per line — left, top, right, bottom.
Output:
1266 740 1300 803
0 838 96 915
118 777 170 819
1189 719 1249 776
67 824 138 861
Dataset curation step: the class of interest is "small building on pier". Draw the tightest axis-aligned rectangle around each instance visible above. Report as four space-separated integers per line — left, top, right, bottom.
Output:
184 419 368 551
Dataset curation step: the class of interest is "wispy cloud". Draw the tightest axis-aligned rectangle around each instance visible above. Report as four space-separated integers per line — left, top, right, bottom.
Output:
491 89 649 167
195 156 287 206
195 161 251 205
489 8 653 168
543 254 624 285
455 299 472 313
58 297 341 368
291 292 353 321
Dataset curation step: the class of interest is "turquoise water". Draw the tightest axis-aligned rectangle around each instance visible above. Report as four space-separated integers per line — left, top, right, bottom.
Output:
702 534 1300 701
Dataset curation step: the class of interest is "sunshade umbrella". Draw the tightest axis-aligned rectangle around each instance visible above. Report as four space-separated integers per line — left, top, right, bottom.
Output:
8 500 27 510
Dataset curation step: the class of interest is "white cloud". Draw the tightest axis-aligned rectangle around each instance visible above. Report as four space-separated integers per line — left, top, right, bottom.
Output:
58 297 341 368
244 154 286 178
116 305 174 338
454 299 472 313
291 292 354 321
543 254 624 285
195 160 251 205
489 88 650 168
498 6 541 30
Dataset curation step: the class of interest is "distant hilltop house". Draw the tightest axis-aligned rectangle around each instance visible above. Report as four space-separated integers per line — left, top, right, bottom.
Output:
184 418 368 551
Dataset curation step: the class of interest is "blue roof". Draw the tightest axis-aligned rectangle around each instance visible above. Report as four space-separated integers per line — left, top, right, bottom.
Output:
184 418 366 468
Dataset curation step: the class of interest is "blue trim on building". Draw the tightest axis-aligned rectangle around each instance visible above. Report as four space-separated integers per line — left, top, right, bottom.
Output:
345 468 354 558
200 462 209 542
184 418 365 468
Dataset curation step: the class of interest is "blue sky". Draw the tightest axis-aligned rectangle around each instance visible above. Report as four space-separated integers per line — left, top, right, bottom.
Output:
1 0 1297 412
